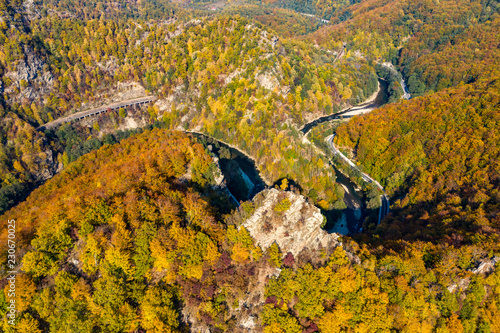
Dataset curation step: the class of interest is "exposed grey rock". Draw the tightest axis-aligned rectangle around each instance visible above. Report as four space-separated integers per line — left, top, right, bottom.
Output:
5 47 45 83
447 277 470 293
23 0 41 20
472 256 499 275
4 46 53 103
239 315 257 331
210 156 225 187
32 147 59 183
448 256 499 293
243 188 340 256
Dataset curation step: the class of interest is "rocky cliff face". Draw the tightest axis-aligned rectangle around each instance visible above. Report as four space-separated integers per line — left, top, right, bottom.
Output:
182 188 344 333
4 46 54 104
29 144 62 183
243 188 341 257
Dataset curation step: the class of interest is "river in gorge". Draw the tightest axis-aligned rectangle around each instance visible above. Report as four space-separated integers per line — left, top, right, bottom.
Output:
189 132 266 204
190 77 394 235
304 78 390 235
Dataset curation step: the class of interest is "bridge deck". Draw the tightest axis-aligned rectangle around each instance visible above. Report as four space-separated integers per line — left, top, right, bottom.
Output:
37 95 156 131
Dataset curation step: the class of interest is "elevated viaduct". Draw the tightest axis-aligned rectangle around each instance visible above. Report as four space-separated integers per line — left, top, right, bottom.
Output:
37 96 156 131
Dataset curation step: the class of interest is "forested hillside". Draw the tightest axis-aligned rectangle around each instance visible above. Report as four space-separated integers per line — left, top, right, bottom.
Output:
0 130 257 332
2 129 500 332
335 73 500 245
309 0 500 96
0 1 378 214
1 0 500 331
256 0 353 20
221 4 326 37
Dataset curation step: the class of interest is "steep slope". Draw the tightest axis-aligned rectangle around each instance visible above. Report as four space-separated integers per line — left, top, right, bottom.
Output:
335 74 500 245
259 0 352 20
1 6 378 214
0 130 239 331
308 0 500 96
0 129 346 332
221 4 326 37
243 188 339 256
3 129 498 333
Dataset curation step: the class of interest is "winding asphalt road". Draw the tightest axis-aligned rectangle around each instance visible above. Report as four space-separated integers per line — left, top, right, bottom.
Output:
400 79 411 100
326 134 390 225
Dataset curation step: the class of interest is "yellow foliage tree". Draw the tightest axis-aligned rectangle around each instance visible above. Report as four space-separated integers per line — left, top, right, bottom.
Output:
317 304 353 333
446 314 463 333
13 274 36 312
231 242 250 263
14 314 42 333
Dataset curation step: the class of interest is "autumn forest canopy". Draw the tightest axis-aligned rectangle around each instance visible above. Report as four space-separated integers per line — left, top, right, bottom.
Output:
0 0 500 332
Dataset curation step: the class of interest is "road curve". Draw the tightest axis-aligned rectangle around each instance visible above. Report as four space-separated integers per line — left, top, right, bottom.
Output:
326 134 390 224
301 79 386 134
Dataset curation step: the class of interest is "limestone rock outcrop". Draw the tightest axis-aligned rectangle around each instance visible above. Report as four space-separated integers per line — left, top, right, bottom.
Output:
243 188 340 256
